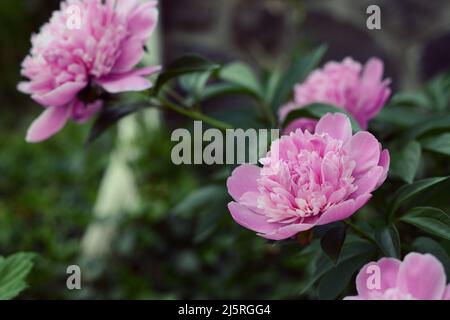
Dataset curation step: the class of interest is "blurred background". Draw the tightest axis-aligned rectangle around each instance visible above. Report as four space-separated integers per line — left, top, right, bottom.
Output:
0 0 449 299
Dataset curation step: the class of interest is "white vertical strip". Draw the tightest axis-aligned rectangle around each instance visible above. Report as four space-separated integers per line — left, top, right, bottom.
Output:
81 0 162 261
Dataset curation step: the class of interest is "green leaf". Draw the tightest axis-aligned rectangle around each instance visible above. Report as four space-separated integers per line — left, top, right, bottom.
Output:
425 74 450 112
389 176 449 216
172 185 229 243
282 103 361 132
320 225 347 264
219 62 263 99
172 185 225 217
390 140 421 183
194 199 227 243
179 71 212 104
318 251 373 300
300 237 375 294
374 224 401 258
388 92 430 109
375 106 427 128
272 45 327 110
421 133 450 156
153 55 220 94
0 252 35 300
400 207 450 241
264 70 283 107
413 237 450 277
86 102 148 145
387 74 450 112
200 83 248 102
401 114 450 141
210 106 263 130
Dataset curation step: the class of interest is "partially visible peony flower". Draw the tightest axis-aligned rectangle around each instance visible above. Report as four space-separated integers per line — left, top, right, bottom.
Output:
279 57 391 133
227 113 389 240
344 252 450 300
281 102 317 134
18 0 160 142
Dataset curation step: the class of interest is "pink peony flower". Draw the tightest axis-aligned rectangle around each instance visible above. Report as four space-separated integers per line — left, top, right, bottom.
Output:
227 113 389 240
345 252 450 300
18 0 160 142
279 57 391 133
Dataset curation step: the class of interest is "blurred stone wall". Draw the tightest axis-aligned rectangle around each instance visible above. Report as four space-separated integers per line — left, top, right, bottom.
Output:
161 0 450 90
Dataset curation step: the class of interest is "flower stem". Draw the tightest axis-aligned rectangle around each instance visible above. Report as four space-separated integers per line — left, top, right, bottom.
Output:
160 97 233 131
165 87 188 107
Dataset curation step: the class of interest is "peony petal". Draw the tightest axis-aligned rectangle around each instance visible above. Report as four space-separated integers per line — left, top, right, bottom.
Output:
315 113 353 142
22 75 54 95
321 152 340 187
316 199 355 226
377 149 390 188
355 258 401 299
345 131 381 177
283 118 317 134
351 166 384 198
353 58 390 126
127 1 159 41
17 82 32 94
26 105 71 143
362 58 384 84
111 36 146 73
226 164 261 201
71 99 103 124
443 284 450 300
397 253 447 300
343 296 363 300
239 191 261 210
96 75 149 93
228 202 277 234
353 193 372 211
115 0 140 16
31 81 86 107
260 223 315 241
316 194 371 226
96 66 161 93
